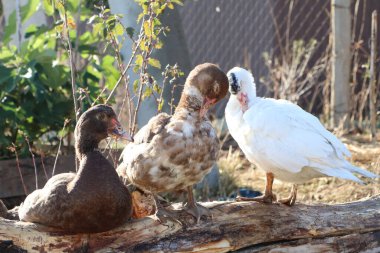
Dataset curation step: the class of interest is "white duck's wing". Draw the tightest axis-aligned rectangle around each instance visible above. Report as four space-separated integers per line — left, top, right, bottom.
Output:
241 99 370 182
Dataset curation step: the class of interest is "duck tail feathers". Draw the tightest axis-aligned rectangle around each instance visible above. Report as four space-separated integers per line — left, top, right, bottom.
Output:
344 162 379 179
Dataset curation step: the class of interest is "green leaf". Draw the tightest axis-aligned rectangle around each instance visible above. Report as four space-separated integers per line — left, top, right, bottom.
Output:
137 13 144 23
158 99 164 112
148 58 161 69
56 1 65 15
133 79 139 92
154 40 163 49
135 54 143 67
3 12 16 43
171 0 183 6
143 21 151 36
34 49 56 63
0 65 14 85
3 0 40 43
143 87 153 98
87 15 101 24
153 82 161 93
20 68 33 78
21 0 40 23
114 23 124 36
93 23 103 36
126 27 134 39
42 0 54 16
106 16 117 30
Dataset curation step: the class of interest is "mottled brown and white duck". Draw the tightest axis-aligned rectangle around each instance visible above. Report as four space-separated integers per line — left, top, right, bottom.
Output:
17 105 133 233
117 63 229 223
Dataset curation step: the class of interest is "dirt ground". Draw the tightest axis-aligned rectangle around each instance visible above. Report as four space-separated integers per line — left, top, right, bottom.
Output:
218 133 380 204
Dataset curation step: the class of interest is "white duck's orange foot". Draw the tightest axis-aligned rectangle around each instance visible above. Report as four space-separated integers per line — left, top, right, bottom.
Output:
278 185 297 206
236 193 277 204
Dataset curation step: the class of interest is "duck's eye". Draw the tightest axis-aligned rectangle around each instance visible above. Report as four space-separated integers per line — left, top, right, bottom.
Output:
97 113 107 121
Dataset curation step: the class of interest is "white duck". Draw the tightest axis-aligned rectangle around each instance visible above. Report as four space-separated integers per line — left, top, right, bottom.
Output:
225 67 378 205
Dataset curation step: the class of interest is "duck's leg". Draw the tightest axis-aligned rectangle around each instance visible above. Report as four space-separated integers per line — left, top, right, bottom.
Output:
236 172 276 203
278 184 297 206
183 186 212 223
151 195 181 224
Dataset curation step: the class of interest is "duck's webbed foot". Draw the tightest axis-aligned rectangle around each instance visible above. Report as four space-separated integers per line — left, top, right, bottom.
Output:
184 201 211 223
184 186 212 223
151 195 181 224
278 184 297 206
236 193 276 204
236 172 276 204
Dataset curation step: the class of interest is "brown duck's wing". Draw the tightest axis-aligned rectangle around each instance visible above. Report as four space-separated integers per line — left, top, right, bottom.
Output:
18 173 76 225
133 113 171 144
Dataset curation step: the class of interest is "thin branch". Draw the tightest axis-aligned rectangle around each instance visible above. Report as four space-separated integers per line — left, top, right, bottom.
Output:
62 1 79 171
63 2 79 123
40 152 49 181
15 0 22 53
104 35 143 105
24 136 38 190
52 119 70 177
74 0 83 67
7 143 28 195
131 13 155 135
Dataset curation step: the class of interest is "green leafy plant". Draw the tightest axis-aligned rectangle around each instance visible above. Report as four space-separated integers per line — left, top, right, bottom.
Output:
0 0 183 159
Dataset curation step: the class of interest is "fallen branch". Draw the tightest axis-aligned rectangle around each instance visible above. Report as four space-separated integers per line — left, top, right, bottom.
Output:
0 195 379 252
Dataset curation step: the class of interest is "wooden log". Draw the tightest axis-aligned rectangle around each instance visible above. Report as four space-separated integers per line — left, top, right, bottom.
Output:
0 195 379 252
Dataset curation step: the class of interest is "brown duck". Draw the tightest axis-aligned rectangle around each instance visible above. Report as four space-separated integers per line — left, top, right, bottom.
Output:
117 63 228 222
16 105 133 233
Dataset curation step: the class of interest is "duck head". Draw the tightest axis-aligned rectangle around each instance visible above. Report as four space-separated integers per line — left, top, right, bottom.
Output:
75 105 132 155
178 63 229 118
227 67 257 112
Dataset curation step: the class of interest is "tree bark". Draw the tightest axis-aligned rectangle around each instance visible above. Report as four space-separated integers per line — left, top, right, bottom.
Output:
0 195 379 253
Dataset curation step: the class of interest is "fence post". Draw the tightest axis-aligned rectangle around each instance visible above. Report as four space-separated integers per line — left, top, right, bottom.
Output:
370 10 377 142
331 0 351 129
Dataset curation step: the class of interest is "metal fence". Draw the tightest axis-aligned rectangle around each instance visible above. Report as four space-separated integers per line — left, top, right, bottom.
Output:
178 0 330 92
178 0 379 122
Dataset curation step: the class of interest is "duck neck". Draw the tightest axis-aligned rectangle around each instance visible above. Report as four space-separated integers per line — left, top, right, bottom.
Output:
75 132 100 160
244 81 257 103
175 85 203 115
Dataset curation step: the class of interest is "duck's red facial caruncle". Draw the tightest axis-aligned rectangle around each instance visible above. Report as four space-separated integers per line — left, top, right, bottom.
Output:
108 118 133 142
237 92 249 112
200 97 217 118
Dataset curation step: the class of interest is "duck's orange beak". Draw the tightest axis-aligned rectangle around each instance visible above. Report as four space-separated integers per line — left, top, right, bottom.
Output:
200 97 217 118
109 118 133 142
